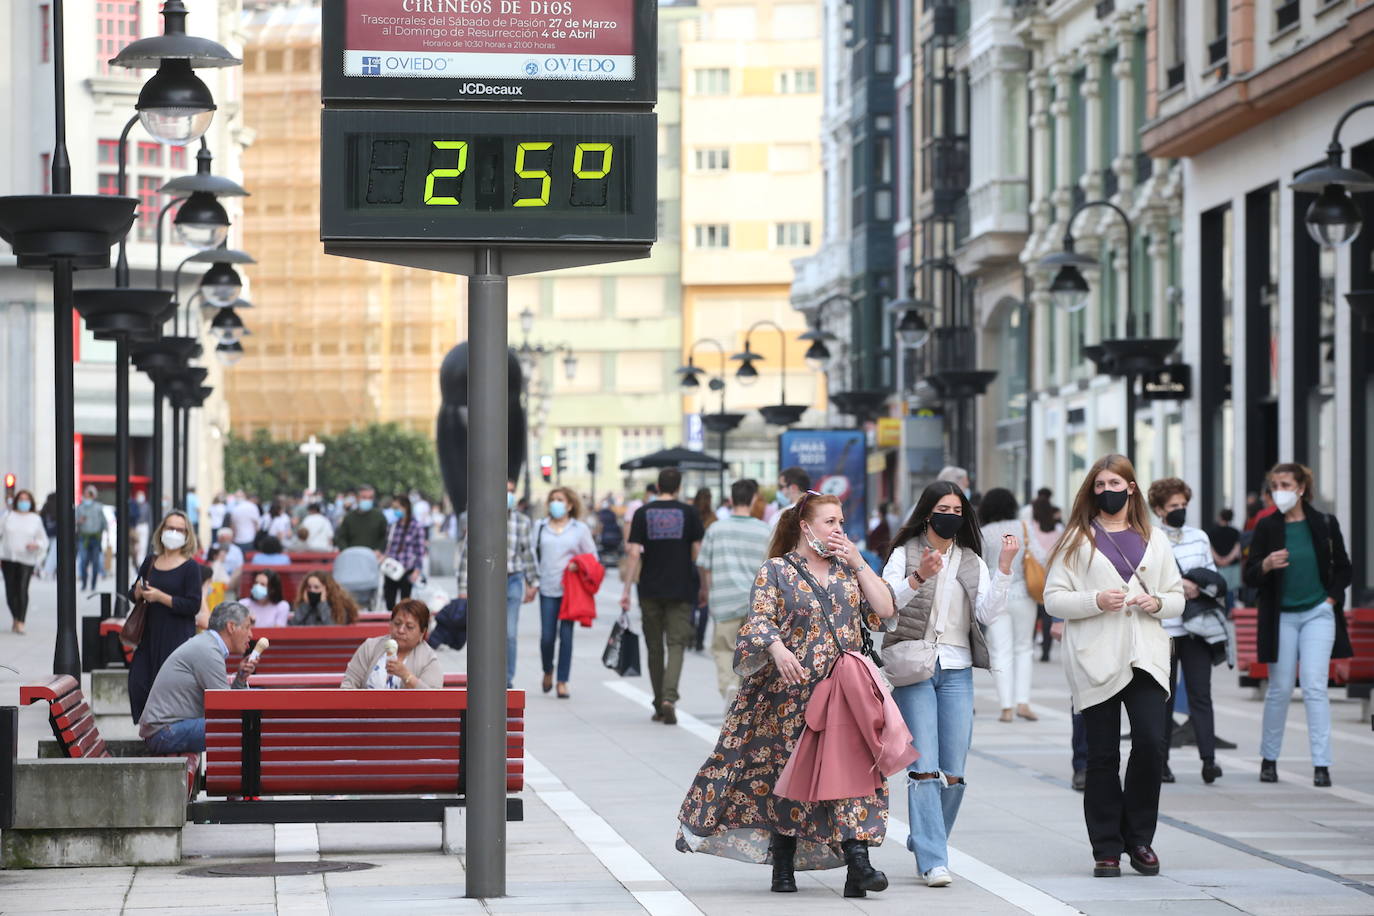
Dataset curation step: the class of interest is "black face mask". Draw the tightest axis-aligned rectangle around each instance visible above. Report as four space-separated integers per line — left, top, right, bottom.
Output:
307 592 323 607
1095 488 1130 516
1164 508 1187 529
928 512 964 540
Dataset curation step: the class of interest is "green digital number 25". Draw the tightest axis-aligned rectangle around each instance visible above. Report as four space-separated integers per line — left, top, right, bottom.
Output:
423 141 468 206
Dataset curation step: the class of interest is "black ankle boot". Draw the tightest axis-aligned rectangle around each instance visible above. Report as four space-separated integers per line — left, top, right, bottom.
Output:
1201 758 1222 784
1260 759 1278 783
769 834 797 893
841 839 888 898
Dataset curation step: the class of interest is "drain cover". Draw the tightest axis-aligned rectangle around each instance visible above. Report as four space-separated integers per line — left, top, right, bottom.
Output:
181 860 377 878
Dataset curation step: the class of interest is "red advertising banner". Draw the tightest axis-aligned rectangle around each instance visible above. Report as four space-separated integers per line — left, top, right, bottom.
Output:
342 0 635 80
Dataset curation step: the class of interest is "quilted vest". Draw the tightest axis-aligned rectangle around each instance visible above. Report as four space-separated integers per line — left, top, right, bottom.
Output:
882 535 991 669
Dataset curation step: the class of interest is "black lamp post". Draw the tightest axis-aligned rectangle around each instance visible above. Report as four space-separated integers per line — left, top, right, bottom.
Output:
679 338 743 495
733 320 808 427
0 0 137 676
514 306 577 503
1037 200 1179 466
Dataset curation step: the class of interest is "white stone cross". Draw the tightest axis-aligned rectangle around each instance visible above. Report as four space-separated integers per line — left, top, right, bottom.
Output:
299 435 326 494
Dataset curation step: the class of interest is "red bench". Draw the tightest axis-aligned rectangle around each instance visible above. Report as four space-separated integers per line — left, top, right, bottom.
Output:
189 688 524 824
18 675 200 799
229 624 390 677
1234 606 1368 691
1340 608 1374 719
243 672 468 689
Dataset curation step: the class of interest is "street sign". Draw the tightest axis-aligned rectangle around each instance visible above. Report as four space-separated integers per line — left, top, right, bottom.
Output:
322 0 655 104
1141 363 1191 400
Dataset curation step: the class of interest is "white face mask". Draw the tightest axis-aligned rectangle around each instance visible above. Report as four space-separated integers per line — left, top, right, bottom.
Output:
161 529 187 551
1272 490 1300 513
802 522 833 558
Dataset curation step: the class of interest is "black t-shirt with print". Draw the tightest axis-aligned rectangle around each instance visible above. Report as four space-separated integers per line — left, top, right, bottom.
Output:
628 499 705 603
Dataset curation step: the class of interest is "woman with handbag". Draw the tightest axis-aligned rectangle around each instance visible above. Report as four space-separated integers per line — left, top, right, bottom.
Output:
1148 477 1223 785
977 487 1041 723
1043 454 1184 879
533 487 597 698
677 492 898 897
127 509 204 723
881 481 1018 888
382 494 427 610
1244 462 1352 787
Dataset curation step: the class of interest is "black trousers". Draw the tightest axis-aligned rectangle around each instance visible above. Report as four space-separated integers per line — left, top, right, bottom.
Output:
383 573 414 610
1 560 34 623
1080 668 1167 859
1165 635 1216 762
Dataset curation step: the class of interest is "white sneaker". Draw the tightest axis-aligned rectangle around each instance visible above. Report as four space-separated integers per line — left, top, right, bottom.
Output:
923 866 952 887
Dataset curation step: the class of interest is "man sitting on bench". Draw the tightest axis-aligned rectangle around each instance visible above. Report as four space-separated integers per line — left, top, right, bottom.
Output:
140 601 258 753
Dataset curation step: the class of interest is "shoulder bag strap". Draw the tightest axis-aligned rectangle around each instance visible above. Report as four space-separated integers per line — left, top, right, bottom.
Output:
783 555 848 665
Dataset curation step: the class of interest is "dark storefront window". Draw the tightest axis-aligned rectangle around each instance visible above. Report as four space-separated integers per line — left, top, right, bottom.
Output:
1199 203 1234 516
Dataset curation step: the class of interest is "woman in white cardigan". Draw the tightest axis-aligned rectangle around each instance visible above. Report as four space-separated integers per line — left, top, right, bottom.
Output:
1043 455 1184 881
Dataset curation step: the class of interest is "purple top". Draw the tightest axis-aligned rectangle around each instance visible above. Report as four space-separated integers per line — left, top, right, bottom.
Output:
1092 521 1146 583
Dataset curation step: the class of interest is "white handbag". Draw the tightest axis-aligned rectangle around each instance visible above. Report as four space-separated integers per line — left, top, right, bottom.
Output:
379 556 407 582
881 559 944 687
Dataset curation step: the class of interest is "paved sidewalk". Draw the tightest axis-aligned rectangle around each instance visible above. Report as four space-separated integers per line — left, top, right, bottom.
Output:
3 572 1374 914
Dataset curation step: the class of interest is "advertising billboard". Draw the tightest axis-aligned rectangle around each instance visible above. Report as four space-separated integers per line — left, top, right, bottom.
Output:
779 429 867 543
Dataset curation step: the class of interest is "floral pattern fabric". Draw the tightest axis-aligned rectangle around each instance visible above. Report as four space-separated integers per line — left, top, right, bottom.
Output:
676 552 895 870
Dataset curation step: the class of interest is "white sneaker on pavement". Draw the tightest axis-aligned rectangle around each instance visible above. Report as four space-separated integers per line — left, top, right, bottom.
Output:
923 866 952 887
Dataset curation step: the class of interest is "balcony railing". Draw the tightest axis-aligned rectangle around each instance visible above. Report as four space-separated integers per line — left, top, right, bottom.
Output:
1208 35 1228 66
1095 0 1115 18
923 136 971 217
1166 62 1184 89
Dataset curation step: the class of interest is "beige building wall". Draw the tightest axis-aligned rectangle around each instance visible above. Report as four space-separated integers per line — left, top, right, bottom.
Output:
679 0 826 482
232 6 466 441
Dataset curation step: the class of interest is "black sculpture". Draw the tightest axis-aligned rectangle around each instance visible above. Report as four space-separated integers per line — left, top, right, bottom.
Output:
436 342 527 514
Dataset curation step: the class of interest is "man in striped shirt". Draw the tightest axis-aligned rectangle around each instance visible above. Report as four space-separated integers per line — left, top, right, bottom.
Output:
456 480 539 687
697 479 771 702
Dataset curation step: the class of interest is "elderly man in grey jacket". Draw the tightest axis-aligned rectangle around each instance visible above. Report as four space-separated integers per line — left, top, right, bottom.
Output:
139 601 257 753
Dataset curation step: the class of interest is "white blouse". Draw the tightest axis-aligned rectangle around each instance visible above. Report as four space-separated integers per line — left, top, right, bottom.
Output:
882 544 1010 671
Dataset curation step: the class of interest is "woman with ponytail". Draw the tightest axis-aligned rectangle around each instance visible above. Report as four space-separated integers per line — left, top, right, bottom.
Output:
677 492 898 898
881 480 1019 888
1043 454 1184 879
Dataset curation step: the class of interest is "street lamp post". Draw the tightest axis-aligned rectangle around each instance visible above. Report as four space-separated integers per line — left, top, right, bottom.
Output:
732 320 808 427
515 306 576 504
679 339 742 496
1037 200 1179 466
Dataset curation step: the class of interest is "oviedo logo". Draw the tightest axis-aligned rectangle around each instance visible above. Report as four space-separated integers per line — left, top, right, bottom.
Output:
362 56 382 75
524 60 540 76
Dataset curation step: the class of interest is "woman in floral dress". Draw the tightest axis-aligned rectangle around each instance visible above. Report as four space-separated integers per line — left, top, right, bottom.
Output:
677 492 898 896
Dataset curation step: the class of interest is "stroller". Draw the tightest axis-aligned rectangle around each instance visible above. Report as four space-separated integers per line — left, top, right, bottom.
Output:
333 546 380 612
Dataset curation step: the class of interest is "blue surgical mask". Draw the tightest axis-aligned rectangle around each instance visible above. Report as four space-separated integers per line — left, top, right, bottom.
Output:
16 500 31 512
358 499 374 512
549 500 568 520
507 492 516 510
251 584 269 601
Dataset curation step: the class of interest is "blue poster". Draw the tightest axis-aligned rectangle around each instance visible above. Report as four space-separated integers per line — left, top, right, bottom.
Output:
779 429 867 542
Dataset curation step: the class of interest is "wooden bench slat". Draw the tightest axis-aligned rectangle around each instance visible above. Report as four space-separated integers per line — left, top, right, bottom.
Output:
52 700 94 732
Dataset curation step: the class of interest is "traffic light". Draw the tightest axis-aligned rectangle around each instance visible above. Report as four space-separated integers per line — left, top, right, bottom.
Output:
539 454 553 483
3 473 15 504
586 452 598 474
554 447 568 477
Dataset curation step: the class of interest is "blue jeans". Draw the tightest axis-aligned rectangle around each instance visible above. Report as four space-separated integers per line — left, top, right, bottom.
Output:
539 594 575 683
505 573 524 688
1261 601 1336 766
892 661 974 873
145 717 205 753
79 536 103 590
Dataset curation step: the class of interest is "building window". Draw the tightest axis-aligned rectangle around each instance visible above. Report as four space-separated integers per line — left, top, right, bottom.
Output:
773 221 812 247
40 4 51 62
136 175 160 241
1275 0 1300 32
97 139 120 166
98 173 119 196
776 68 817 94
619 427 665 462
693 223 730 249
169 144 188 170
96 0 140 75
1208 0 1228 65
137 142 162 168
1166 0 1185 88
692 67 730 95
692 148 730 172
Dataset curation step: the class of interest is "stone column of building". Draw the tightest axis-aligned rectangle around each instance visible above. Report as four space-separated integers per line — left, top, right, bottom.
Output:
1080 39 1104 206
1112 17 1137 199
1050 63 1074 392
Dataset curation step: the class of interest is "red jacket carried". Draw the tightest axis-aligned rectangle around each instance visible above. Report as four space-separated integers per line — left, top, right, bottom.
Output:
559 552 604 627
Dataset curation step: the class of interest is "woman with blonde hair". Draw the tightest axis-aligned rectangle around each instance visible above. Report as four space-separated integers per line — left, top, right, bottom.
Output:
534 486 597 697
1043 455 1184 879
678 492 898 898
127 509 205 722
